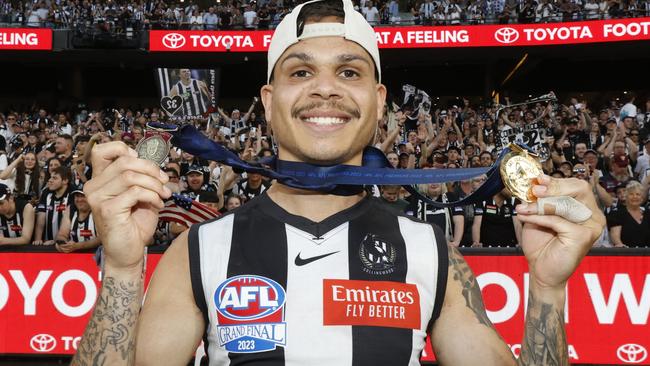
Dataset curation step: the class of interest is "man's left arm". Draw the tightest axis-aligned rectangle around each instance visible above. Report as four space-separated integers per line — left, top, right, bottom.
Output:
432 175 605 365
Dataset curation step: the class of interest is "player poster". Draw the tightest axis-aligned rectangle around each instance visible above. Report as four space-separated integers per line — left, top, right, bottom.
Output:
155 68 218 120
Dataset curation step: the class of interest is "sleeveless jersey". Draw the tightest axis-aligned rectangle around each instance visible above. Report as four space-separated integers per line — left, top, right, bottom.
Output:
37 190 69 241
0 199 28 238
70 210 97 242
189 192 448 366
176 79 209 116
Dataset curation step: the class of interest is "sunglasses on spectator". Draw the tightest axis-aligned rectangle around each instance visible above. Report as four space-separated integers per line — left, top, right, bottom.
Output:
573 168 586 174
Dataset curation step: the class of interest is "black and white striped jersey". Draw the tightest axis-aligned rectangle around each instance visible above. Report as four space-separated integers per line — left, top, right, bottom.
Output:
175 79 209 116
189 192 448 366
0 199 28 238
69 211 96 242
37 190 69 241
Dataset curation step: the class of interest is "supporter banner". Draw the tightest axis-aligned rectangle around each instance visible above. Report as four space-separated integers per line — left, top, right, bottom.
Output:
0 28 52 50
155 68 217 119
150 17 650 52
495 121 550 160
0 253 648 365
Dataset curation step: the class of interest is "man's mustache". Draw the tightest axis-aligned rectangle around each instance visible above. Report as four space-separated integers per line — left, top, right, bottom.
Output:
291 101 361 120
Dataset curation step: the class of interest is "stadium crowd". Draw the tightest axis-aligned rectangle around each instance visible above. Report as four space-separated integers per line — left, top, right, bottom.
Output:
0 92 648 254
0 0 649 30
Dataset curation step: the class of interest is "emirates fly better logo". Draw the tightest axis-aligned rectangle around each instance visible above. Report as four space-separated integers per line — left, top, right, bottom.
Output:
162 33 186 49
494 27 520 44
30 334 57 353
617 344 648 364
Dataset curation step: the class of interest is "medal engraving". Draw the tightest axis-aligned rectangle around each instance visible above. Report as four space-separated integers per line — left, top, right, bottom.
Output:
136 135 169 166
500 144 542 202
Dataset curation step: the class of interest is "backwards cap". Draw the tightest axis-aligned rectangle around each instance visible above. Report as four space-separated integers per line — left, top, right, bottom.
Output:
267 0 381 83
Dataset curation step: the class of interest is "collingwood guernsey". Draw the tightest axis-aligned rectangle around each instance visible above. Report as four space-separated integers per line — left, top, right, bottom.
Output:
189 192 447 365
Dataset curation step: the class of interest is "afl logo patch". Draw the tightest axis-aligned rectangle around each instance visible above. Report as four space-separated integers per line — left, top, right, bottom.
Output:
214 275 287 353
359 233 396 275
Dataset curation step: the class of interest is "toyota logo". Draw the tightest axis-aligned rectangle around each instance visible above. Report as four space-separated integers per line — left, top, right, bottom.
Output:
617 344 648 364
162 33 186 49
494 27 520 44
30 334 57 353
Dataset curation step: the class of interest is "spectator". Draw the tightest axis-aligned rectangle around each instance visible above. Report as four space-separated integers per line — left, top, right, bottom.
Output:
243 5 258 29
55 134 74 167
609 181 650 247
55 188 101 253
232 169 270 201
378 185 409 213
0 152 42 200
362 1 379 24
180 165 216 200
600 152 631 193
405 181 464 246
203 7 219 30
34 166 70 245
635 135 650 180
0 183 35 246
472 190 522 247
223 194 243 212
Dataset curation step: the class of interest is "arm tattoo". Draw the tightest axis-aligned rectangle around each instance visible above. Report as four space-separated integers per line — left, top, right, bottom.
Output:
71 276 143 366
517 292 569 366
448 246 494 328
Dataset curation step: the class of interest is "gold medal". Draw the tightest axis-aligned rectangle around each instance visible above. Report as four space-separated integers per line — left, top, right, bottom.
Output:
499 143 543 203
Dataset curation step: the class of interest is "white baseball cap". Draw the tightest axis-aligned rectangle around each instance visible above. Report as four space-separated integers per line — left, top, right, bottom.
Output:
267 0 380 83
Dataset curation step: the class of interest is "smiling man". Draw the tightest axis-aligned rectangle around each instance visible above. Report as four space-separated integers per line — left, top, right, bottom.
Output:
73 0 605 365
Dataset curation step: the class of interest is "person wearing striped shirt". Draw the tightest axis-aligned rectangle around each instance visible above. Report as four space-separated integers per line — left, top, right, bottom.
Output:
0 183 35 246
168 69 212 117
33 166 70 245
74 0 606 365
55 187 100 253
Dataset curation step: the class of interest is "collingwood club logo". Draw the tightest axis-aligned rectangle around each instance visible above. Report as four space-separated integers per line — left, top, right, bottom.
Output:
162 33 186 49
494 27 520 44
359 233 396 275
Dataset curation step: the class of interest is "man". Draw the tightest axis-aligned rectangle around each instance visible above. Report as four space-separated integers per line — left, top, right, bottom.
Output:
33 166 70 245
168 69 212 116
243 5 258 29
0 183 35 246
75 0 605 365
472 190 522 247
55 134 74 167
232 170 270 201
202 7 219 30
378 184 409 214
405 181 464 246
55 188 101 253
181 165 217 200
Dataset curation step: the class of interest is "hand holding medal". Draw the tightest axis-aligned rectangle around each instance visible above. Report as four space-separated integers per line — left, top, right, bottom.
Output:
500 143 592 223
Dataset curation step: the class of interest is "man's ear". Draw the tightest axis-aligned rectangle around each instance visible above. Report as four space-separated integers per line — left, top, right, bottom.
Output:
376 83 387 122
260 84 273 132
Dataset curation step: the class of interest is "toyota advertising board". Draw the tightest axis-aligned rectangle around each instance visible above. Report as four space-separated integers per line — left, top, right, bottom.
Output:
0 28 52 50
150 17 650 52
0 251 648 364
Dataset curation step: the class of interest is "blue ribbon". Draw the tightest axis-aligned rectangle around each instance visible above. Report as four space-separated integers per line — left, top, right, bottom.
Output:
153 123 522 208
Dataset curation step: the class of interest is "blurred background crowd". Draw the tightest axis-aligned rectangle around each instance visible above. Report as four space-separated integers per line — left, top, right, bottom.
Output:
1 0 649 31
0 91 648 254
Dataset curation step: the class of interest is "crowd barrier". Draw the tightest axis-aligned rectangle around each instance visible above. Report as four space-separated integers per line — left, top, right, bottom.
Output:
0 245 647 365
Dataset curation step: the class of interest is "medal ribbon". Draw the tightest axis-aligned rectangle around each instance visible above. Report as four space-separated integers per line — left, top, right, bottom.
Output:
149 123 533 208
